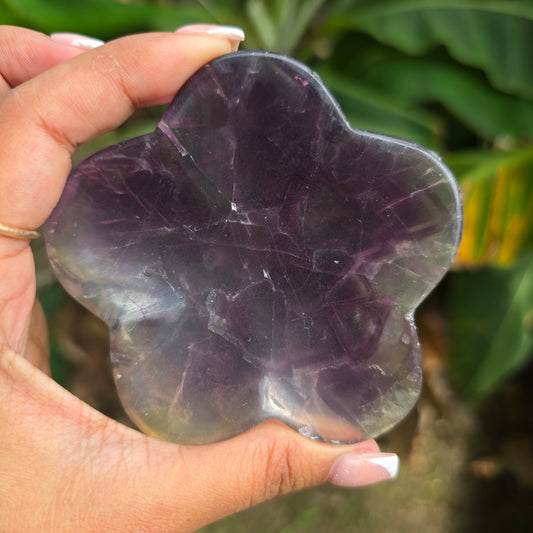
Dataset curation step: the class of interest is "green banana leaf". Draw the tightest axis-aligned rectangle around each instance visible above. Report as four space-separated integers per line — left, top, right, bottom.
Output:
447 148 533 266
0 0 215 38
328 0 533 98
445 252 533 400
359 56 533 139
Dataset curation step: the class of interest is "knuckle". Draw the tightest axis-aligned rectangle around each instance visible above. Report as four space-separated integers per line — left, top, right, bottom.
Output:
89 51 137 108
251 436 307 504
33 110 77 152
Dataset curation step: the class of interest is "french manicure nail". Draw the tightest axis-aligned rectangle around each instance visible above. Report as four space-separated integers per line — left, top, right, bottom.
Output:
327 452 399 487
50 32 104 50
175 24 245 51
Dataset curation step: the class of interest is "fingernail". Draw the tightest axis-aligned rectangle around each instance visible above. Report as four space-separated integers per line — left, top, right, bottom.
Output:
175 24 245 51
50 32 105 50
327 452 399 487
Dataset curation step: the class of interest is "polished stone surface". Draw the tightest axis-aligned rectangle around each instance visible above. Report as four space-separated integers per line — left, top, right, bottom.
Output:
45 51 462 445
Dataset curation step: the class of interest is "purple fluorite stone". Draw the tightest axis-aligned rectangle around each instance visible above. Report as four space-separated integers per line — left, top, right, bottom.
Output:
45 51 462 445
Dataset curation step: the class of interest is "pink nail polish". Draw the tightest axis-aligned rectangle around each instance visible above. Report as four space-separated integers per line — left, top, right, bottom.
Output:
327 452 399 487
50 33 104 50
175 24 245 51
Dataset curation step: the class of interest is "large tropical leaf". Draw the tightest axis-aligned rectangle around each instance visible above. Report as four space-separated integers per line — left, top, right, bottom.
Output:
447 148 533 267
0 0 215 38
328 0 533 98
245 0 327 53
0 0 27 25
445 252 533 400
316 66 438 145
360 56 533 139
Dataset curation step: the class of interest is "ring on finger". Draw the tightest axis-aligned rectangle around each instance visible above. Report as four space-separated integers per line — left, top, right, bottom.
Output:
0 221 40 240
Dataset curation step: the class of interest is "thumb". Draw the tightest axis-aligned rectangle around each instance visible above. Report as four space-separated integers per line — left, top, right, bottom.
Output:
0 348 398 532
138 421 398 531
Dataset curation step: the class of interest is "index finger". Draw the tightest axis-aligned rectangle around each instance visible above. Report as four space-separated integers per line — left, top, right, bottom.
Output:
0 31 235 234
0 26 86 94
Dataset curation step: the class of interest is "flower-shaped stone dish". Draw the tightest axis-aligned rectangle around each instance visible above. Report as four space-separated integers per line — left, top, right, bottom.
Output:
45 51 462 445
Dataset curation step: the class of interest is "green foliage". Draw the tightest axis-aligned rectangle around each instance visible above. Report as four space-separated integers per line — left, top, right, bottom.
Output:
448 148 533 266
327 0 533 98
244 0 326 53
3 0 532 399
443 148 533 399
0 0 215 37
358 57 533 139
445 253 533 400
316 65 437 145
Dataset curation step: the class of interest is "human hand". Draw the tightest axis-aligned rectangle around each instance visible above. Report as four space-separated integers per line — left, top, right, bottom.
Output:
0 25 398 532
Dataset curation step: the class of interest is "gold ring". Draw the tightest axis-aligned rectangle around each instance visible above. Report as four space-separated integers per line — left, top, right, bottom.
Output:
0 222 40 241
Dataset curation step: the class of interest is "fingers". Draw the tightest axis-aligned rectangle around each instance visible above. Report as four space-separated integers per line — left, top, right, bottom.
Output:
0 29 237 351
0 26 86 94
0 31 236 233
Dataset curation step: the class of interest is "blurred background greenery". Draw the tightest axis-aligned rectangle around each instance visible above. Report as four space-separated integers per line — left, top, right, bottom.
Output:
2 0 532 531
